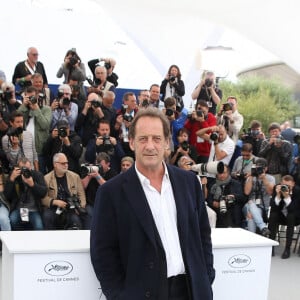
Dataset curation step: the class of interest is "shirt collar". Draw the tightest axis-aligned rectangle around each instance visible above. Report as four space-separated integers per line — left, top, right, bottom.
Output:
135 161 170 186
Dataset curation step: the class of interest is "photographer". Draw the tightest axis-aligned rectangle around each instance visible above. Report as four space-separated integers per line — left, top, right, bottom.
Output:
18 86 51 174
191 71 222 115
185 100 217 163
231 143 257 186
2 111 38 171
43 119 83 174
160 65 185 108
56 49 86 99
137 89 150 109
243 158 275 236
217 96 244 144
268 175 300 258
88 57 118 87
0 82 21 114
81 152 118 218
207 164 245 228
87 66 115 98
162 96 188 147
115 92 138 157
85 119 125 172
5 157 47 230
258 122 292 183
42 153 89 230
51 84 78 131
31 73 54 106
170 128 197 166
241 120 265 156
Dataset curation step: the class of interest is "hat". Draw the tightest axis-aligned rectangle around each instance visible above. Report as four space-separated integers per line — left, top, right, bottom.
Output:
56 119 69 129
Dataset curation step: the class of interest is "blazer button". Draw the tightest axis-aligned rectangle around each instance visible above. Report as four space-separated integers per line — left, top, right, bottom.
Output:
145 291 151 298
148 262 154 269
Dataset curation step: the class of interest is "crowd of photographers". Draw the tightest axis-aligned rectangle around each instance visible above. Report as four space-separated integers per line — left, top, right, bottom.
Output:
1 47 300 259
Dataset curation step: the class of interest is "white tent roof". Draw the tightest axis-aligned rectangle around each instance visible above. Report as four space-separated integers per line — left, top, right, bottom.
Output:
1 0 298 99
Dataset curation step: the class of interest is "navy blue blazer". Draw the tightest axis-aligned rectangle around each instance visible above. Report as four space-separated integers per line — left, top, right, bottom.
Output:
90 164 215 300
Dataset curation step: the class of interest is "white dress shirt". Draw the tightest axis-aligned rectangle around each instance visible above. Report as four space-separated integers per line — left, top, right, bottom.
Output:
135 163 185 277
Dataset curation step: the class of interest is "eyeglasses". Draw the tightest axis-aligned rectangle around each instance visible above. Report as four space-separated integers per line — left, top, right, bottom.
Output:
56 162 69 165
31 53 39 56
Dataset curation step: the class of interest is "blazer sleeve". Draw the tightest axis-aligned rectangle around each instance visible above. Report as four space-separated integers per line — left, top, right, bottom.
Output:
90 184 125 299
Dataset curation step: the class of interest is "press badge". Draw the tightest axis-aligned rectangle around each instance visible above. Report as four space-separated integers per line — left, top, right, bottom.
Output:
207 101 212 107
20 208 29 222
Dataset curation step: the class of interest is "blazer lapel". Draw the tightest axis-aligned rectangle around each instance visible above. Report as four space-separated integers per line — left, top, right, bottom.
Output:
167 166 189 254
122 168 160 250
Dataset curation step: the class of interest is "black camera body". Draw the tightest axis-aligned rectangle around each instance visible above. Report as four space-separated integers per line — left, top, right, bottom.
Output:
69 56 78 66
91 99 101 108
66 195 87 215
251 165 264 177
28 95 38 104
104 62 112 69
165 108 174 117
141 99 149 107
205 78 213 87
280 184 289 193
80 164 103 178
7 126 23 137
210 132 219 142
0 88 13 102
196 110 204 118
180 141 189 151
58 127 68 138
223 102 233 112
21 167 32 178
102 135 111 145
169 75 176 83
123 114 134 122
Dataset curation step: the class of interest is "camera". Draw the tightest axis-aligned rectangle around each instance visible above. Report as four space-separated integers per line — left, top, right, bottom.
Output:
180 141 189 151
236 173 246 180
280 184 289 193
196 110 204 118
61 97 71 106
205 78 213 87
91 99 101 108
141 99 149 107
58 127 68 138
123 114 134 122
104 62 112 69
66 195 87 215
169 75 176 83
165 108 174 117
21 167 32 179
210 132 219 142
28 95 38 104
102 135 111 145
251 164 264 177
80 164 103 178
69 56 78 66
222 102 233 112
191 161 224 176
0 88 13 102
7 126 23 137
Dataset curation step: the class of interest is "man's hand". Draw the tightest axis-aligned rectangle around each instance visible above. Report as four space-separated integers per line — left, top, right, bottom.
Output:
53 199 68 209
110 136 117 146
22 175 34 187
10 167 21 181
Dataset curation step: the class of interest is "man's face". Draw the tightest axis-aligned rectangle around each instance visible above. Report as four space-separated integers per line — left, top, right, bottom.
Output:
98 123 110 136
138 91 150 102
98 159 110 172
241 151 252 161
121 160 133 173
60 88 71 100
197 105 208 115
227 98 237 112
95 67 107 81
18 161 31 171
27 48 39 63
102 95 114 108
32 77 43 90
217 167 229 181
11 116 23 129
149 86 160 102
54 156 69 175
129 116 169 173
269 128 281 137
125 95 137 111
218 127 227 143
281 179 295 190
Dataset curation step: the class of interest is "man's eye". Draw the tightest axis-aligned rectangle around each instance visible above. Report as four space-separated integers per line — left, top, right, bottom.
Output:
153 137 162 142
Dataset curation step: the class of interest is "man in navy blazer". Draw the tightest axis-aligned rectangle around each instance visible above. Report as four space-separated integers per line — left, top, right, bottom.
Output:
90 107 215 300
